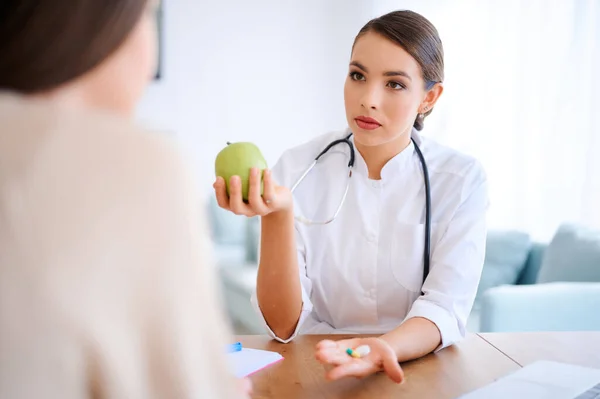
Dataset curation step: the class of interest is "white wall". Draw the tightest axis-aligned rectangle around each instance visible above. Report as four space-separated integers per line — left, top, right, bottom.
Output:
136 0 373 201
137 2 600 239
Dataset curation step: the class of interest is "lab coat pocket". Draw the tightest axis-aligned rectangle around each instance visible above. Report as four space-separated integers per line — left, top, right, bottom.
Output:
390 223 433 293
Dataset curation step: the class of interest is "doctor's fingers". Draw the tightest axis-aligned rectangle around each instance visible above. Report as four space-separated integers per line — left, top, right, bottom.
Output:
228 176 258 217
315 346 354 366
381 354 404 384
247 168 271 215
213 177 232 211
325 360 378 381
261 168 277 206
364 338 404 384
315 338 361 365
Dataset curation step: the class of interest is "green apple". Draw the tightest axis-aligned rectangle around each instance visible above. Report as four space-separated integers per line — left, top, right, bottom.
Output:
214 141 268 201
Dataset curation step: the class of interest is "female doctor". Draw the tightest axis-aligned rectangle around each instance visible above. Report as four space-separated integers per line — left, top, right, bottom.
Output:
214 10 488 383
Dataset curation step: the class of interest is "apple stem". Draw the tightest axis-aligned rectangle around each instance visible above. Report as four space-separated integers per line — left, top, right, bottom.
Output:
226 142 231 145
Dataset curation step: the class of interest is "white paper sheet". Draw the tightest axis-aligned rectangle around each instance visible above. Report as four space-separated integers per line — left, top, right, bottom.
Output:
458 360 600 399
226 348 284 378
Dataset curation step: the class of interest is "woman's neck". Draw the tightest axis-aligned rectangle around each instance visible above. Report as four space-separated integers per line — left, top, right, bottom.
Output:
355 131 412 180
29 76 134 118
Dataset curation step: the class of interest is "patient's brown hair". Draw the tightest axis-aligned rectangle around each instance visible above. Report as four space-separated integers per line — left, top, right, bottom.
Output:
0 0 148 93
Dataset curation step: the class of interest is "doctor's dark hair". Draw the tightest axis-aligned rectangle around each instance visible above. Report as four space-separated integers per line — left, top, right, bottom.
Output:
0 0 148 93
353 10 444 131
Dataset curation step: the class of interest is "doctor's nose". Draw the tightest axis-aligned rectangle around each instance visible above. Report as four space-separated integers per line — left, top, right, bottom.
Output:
360 86 382 110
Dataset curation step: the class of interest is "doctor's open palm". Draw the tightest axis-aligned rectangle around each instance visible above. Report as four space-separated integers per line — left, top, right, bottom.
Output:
315 337 405 383
213 167 293 217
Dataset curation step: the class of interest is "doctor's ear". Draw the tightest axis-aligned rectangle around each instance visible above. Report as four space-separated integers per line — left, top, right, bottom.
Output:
414 82 444 131
420 82 444 114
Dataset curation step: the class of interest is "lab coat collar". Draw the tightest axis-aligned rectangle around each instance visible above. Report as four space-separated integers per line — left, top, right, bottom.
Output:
347 127 421 181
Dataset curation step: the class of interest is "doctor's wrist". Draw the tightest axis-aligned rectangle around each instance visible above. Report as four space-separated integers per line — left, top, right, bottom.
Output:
261 207 294 222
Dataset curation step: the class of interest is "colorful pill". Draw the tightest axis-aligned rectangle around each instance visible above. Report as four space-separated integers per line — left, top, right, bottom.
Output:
346 345 371 358
354 345 371 357
346 348 360 358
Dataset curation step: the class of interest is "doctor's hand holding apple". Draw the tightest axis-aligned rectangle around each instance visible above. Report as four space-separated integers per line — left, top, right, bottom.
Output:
213 141 292 217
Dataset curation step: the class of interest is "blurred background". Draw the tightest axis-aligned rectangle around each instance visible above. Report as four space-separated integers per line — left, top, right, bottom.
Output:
136 0 600 335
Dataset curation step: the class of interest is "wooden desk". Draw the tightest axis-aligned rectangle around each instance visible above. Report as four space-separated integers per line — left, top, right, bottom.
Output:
478 331 600 368
237 334 520 399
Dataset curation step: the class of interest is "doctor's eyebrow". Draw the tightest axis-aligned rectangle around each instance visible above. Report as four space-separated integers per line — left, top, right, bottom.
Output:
349 61 412 81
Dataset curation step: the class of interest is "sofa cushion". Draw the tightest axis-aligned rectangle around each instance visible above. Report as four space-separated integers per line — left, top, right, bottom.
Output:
480 282 600 332
516 242 546 284
474 230 532 306
537 224 600 283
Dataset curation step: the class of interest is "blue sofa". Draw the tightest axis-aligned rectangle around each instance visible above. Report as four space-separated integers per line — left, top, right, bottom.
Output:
208 198 600 334
477 225 600 332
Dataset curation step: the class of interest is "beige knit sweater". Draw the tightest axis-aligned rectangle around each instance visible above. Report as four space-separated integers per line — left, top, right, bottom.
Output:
0 92 241 398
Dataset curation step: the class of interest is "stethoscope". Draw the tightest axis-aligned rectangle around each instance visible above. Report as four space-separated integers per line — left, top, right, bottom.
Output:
290 132 432 288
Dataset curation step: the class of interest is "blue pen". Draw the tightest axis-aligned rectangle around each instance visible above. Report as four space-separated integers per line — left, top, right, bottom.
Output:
227 342 243 353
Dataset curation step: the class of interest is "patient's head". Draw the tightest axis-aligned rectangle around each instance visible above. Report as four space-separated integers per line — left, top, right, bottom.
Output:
0 0 159 116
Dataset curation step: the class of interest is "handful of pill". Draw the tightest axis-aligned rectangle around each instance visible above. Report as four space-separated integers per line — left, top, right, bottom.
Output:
346 345 371 358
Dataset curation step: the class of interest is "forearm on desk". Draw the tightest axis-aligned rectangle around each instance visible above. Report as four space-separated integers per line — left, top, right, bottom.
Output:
380 317 442 362
256 209 303 340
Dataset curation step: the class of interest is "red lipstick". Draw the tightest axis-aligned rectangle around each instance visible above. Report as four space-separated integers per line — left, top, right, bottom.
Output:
355 116 381 130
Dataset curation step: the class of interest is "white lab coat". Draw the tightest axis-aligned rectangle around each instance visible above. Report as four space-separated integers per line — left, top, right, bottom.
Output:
251 128 489 351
